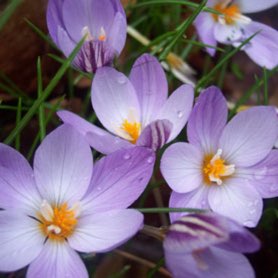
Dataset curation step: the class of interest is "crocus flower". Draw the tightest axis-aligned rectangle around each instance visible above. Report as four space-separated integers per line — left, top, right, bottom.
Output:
195 0 278 69
0 124 154 277
58 54 194 154
164 212 260 278
47 0 127 72
161 86 278 227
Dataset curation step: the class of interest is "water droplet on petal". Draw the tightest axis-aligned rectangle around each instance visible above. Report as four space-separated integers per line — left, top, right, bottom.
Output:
123 153 131 160
97 187 102 191
270 184 278 192
118 76 127 84
177 111 183 118
147 157 154 164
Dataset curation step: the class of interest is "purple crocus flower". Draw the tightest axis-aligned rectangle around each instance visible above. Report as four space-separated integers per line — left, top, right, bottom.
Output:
47 0 127 72
58 54 194 154
194 0 278 69
0 124 154 277
164 212 260 278
161 86 278 227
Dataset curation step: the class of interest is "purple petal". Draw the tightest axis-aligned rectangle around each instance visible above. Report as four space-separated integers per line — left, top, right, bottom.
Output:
56 25 75 56
156 84 194 142
0 211 44 272
46 0 64 45
137 119 172 151
242 150 278 198
214 23 244 45
164 213 230 254
0 144 41 212
129 54 168 126
91 67 140 136
187 86 228 154
73 40 116 73
34 124 93 205
27 241 88 278
68 209 143 253
219 106 278 167
235 0 278 13
81 147 155 212
169 188 210 223
108 12 127 54
62 0 120 42
165 246 255 278
194 11 217 56
161 143 204 194
216 217 260 253
241 21 278 69
208 177 263 227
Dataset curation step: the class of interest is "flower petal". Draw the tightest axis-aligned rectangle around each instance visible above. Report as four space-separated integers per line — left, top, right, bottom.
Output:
235 0 278 13
208 177 263 227
46 0 64 45
194 11 217 56
129 54 168 126
108 12 127 54
0 144 41 212
219 106 278 167
187 86 228 154
165 246 255 278
164 213 230 254
240 21 278 69
27 241 88 278
169 187 210 223
137 119 172 151
0 211 44 272
161 143 204 194
62 0 119 42
91 67 140 136
241 150 278 198
34 124 93 205
81 147 155 212
68 209 143 253
214 23 245 45
156 84 194 142
58 110 132 154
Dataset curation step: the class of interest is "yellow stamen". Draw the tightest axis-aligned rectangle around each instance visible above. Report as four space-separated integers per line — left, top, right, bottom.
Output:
121 119 141 144
98 27 107 41
203 149 235 185
212 3 241 25
39 202 78 241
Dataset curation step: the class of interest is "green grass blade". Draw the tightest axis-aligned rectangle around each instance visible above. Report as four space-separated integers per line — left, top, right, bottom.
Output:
0 0 22 31
137 207 206 213
15 97 22 150
4 38 85 145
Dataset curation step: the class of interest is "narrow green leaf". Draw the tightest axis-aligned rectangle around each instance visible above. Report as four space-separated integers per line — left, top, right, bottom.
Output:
4 38 85 145
263 68 269 105
15 98 22 150
137 207 206 213
0 0 22 31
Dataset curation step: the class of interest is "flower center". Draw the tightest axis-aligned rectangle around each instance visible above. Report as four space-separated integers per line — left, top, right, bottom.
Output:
81 26 107 42
38 200 79 241
121 119 141 144
203 149 235 185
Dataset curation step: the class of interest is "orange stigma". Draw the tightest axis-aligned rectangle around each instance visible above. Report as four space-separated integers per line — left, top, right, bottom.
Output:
203 149 235 185
121 119 141 144
39 201 79 241
212 3 241 25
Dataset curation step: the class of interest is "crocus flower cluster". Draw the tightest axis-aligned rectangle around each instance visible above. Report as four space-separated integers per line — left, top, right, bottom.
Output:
58 54 194 153
161 86 278 227
47 0 127 72
0 125 154 277
164 212 260 278
195 0 278 68
1 0 278 277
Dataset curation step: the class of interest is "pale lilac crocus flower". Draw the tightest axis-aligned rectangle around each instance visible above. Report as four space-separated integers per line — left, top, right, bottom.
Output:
195 0 278 69
0 124 155 277
58 54 194 154
47 0 127 72
164 212 260 278
161 86 278 227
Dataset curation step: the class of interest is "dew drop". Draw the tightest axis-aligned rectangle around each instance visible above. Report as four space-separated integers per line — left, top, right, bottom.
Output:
123 153 131 160
97 186 102 191
249 208 256 215
177 111 183 118
270 184 278 192
118 76 127 84
147 157 154 164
